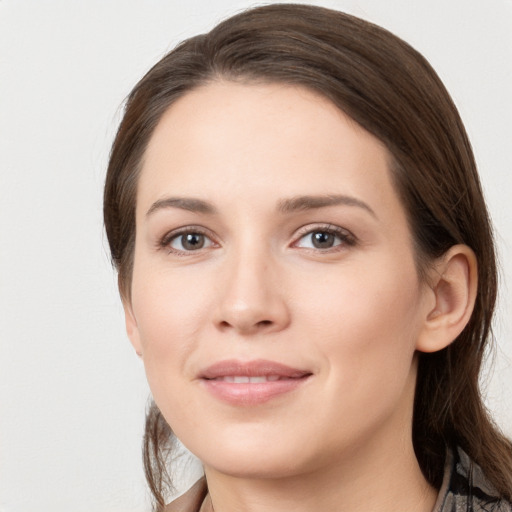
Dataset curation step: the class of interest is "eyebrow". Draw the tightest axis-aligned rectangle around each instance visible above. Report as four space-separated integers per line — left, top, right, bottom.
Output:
146 194 376 218
146 197 218 217
277 194 376 217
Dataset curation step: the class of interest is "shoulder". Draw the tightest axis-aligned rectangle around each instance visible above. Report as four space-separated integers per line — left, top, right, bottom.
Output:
435 446 512 512
164 477 208 512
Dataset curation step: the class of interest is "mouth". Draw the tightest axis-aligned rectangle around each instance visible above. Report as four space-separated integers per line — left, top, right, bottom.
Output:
209 375 286 383
198 359 312 406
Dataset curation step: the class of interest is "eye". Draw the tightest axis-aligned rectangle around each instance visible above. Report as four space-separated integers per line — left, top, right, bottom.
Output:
294 226 355 250
162 229 215 253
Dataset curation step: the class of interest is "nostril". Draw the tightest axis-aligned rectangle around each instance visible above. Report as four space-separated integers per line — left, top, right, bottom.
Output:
217 319 273 332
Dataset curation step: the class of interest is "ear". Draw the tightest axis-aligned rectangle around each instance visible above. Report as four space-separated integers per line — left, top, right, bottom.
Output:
416 244 478 353
121 294 143 358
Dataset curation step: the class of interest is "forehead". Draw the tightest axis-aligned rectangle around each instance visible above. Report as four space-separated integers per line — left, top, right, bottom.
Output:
137 81 399 218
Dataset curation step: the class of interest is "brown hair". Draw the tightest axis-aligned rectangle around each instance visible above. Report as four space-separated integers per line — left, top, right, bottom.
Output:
104 4 512 509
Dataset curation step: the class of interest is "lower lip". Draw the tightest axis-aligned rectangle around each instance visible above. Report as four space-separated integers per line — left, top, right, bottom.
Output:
201 377 310 406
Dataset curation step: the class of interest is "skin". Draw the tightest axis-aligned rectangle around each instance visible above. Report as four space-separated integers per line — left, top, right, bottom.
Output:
124 82 477 512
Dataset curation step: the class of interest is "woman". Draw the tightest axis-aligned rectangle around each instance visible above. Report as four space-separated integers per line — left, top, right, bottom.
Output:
103 4 512 511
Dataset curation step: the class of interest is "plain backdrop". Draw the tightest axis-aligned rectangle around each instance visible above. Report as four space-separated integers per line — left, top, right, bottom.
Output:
1 1 511 511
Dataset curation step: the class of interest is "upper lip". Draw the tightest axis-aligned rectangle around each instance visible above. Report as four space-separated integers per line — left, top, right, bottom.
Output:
199 359 311 380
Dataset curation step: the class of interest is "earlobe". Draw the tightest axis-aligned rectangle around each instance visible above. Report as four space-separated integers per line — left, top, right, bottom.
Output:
122 298 143 358
416 245 478 353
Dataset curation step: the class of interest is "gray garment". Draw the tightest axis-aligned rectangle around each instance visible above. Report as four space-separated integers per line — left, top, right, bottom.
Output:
434 446 511 512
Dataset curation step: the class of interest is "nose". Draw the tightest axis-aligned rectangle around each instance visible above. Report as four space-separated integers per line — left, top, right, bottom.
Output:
213 248 291 335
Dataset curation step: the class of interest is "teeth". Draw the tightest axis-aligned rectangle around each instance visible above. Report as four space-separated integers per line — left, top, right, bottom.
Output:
219 376 282 383
248 376 267 383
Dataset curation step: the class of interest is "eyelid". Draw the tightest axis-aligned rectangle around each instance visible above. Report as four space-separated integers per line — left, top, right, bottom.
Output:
157 223 356 254
158 225 219 254
291 223 357 249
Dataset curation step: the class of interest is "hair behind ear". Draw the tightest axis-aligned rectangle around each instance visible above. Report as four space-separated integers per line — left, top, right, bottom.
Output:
412 245 512 495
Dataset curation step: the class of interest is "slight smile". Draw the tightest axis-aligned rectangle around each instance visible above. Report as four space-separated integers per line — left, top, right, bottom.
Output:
199 359 313 406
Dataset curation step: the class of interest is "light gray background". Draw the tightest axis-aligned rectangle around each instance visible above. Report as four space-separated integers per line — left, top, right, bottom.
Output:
1 1 511 511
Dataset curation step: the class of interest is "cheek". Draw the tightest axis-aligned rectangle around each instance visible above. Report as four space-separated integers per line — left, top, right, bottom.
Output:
130 266 213 386
300 259 423 386
130 271 212 431
299 266 422 446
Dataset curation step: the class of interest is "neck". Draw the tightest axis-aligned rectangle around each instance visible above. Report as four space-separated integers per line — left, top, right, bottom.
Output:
204 434 437 512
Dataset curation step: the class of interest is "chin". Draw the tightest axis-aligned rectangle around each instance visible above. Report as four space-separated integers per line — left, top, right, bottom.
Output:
188 427 346 482
182 429 311 479
202 450 310 480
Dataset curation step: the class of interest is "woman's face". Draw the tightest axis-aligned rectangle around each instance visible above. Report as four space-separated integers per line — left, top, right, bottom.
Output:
126 82 434 479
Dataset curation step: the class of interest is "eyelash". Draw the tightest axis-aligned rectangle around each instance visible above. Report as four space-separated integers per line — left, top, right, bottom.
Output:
158 224 357 255
159 226 216 255
292 224 357 252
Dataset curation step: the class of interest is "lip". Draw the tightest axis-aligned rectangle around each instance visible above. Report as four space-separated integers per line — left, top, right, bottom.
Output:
198 359 312 406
